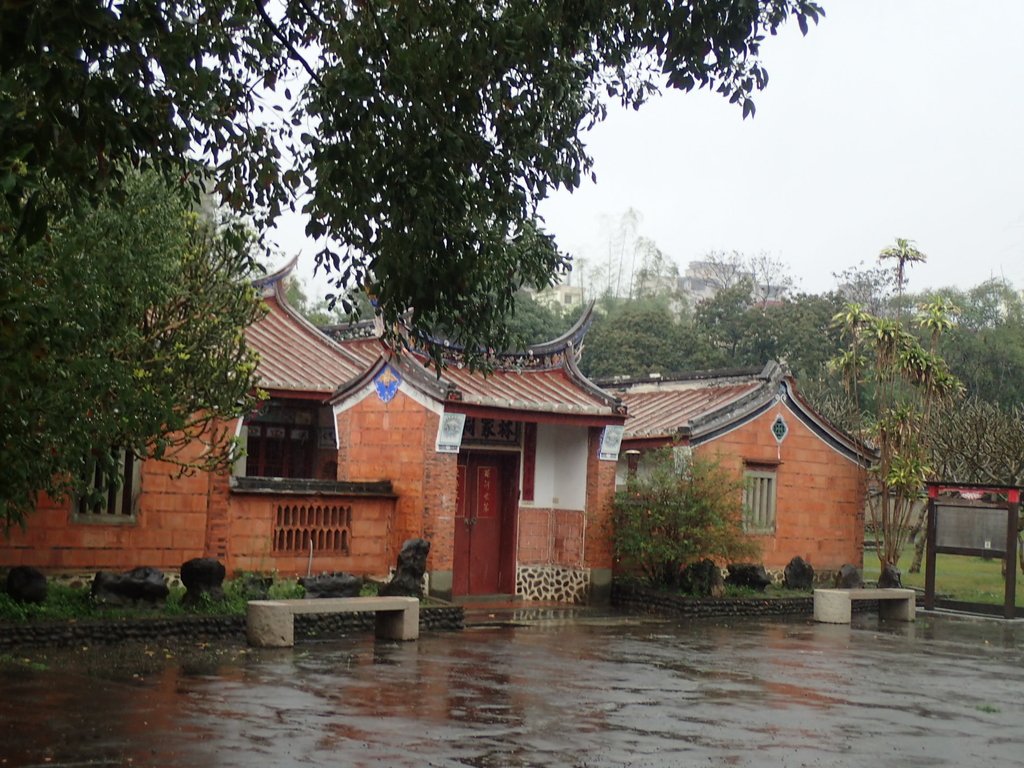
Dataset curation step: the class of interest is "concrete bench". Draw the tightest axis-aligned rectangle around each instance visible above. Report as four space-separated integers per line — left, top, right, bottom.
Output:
246 596 420 647
813 588 916 623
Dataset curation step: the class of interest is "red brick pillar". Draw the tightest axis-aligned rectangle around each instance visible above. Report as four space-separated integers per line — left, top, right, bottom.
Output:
585 427 618 603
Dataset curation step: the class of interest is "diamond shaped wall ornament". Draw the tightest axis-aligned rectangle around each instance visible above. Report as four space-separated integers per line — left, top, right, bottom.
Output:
374 364 402 403
771 414 788 443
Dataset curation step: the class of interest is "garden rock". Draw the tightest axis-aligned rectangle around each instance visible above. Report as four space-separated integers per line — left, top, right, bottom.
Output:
6 565 47 604
300 572 362 598
783 556 815 591
91 567 169 607
877 562 902 588
380 538 430 597
180 558 226 606
834 564 863 589
725 563 771 592
679 559 724 597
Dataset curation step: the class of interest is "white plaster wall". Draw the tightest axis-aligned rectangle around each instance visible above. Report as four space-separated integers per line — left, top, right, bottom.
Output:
532 424 588 510
615 446 691 489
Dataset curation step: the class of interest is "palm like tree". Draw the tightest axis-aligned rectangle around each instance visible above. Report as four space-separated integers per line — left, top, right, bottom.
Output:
879 237 927 295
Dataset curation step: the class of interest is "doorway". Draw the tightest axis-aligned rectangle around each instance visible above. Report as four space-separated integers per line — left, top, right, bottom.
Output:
454 452 519 596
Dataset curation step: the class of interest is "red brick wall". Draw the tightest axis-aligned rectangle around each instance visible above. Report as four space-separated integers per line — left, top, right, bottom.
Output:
335 390 457 574
696 403 865 571
1 454 212 573
584 427 617 570
227 492 395 576
517 507 585 567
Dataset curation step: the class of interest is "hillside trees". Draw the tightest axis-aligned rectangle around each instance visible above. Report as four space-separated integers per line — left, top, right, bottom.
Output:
580 298 712 380
0 172 263 528
932 280 1024 407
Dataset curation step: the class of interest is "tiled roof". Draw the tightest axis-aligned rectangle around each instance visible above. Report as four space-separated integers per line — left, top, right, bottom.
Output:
245 296 364 395
614 377 764 440
337 335 388 368
440 362 620 417
328 305 624 421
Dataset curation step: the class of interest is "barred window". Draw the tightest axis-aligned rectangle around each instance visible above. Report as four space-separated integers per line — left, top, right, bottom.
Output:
76 449 140 521
743 469 777 533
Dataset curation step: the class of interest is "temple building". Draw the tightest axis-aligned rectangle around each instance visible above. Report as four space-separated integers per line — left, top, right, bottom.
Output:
605 362 869 574
2 260 626 604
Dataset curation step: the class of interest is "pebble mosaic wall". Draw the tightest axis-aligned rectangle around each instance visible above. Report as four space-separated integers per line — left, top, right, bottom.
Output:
516 564 590 604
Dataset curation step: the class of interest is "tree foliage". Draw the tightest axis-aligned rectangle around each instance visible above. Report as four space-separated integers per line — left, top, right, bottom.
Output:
503 290 576 348
612 450 759 588
930 280 1024 407
831 291 963 574
283 279 337 327
2 0 823 367
580 298 712 379
0 172 263 528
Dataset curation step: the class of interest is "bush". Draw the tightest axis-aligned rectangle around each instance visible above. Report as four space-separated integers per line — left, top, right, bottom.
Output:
612 450 759 588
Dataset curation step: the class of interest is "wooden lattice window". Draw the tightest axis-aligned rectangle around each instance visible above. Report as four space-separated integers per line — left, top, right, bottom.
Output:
272 503 352 554
743 469 777 533
243 401 318 479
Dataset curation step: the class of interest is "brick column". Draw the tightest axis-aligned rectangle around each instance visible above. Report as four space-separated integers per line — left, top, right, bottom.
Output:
584 426 618 603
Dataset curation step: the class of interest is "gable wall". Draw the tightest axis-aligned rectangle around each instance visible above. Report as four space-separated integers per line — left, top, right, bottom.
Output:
696 402 864 571
335 389 457 574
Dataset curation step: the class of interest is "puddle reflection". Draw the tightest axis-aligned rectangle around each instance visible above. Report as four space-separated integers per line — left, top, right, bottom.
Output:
3 613 1024 767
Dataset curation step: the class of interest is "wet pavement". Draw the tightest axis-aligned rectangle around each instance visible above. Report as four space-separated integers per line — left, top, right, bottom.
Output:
3 608 1024 767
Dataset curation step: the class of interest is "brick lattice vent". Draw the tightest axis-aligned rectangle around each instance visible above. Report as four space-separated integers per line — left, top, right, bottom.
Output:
273 504 352 554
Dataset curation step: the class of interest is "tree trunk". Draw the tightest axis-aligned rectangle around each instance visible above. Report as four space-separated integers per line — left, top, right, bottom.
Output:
908 502 929 573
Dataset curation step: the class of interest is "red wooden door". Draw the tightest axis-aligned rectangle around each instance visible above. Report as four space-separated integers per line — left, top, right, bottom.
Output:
454 453 518 596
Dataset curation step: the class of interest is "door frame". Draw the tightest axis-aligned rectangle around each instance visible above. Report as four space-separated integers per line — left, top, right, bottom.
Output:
454 449 520 596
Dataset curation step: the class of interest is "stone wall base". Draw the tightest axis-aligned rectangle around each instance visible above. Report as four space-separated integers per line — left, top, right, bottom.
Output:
0 605 463 650
516 565 590 604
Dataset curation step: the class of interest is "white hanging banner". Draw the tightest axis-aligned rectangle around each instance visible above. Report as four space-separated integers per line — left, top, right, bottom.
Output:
435 412 466 454
598 425 624 461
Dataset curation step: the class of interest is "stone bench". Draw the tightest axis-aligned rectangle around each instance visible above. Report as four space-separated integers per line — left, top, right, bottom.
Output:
813 588 917 624
246 596 420 647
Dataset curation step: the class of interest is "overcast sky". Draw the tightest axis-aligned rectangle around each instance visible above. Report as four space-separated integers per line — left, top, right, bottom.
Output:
285 1 1024 299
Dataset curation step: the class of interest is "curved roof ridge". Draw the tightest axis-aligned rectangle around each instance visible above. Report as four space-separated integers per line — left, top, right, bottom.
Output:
563 342 627 413
524 300 596 357
253 254 300 291
330 352 455 406
779 375 872 462
332 300 599 370
268 275 366 367
595 364 766 389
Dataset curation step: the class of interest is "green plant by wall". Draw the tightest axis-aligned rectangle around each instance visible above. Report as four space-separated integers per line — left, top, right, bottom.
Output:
612 450 759 588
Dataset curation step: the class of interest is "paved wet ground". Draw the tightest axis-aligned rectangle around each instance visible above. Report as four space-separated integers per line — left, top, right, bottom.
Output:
2 608 1024 767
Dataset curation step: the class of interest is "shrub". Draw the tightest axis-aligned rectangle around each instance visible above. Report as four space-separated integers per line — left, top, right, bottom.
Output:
612 449 759 588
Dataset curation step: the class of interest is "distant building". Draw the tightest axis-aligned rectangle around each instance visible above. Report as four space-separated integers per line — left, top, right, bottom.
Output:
678 259 786 307
678 260 734 304
532 282 585 313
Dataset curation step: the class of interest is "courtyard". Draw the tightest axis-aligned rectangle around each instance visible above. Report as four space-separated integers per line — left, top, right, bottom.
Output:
2 607 1023 767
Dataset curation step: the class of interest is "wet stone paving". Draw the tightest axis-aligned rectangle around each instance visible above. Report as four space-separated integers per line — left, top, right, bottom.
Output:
2 608 1024 767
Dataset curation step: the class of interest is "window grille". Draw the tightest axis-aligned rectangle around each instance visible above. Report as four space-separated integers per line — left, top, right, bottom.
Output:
75 449 140 520
273 503 352 554
743 470 777 533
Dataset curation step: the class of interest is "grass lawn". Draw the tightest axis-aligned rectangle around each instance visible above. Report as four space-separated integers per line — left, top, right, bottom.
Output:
863 546 1024 607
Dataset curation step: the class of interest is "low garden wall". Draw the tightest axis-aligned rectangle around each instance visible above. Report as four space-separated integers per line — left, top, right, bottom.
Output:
611 581 877 619
0 604 464 650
